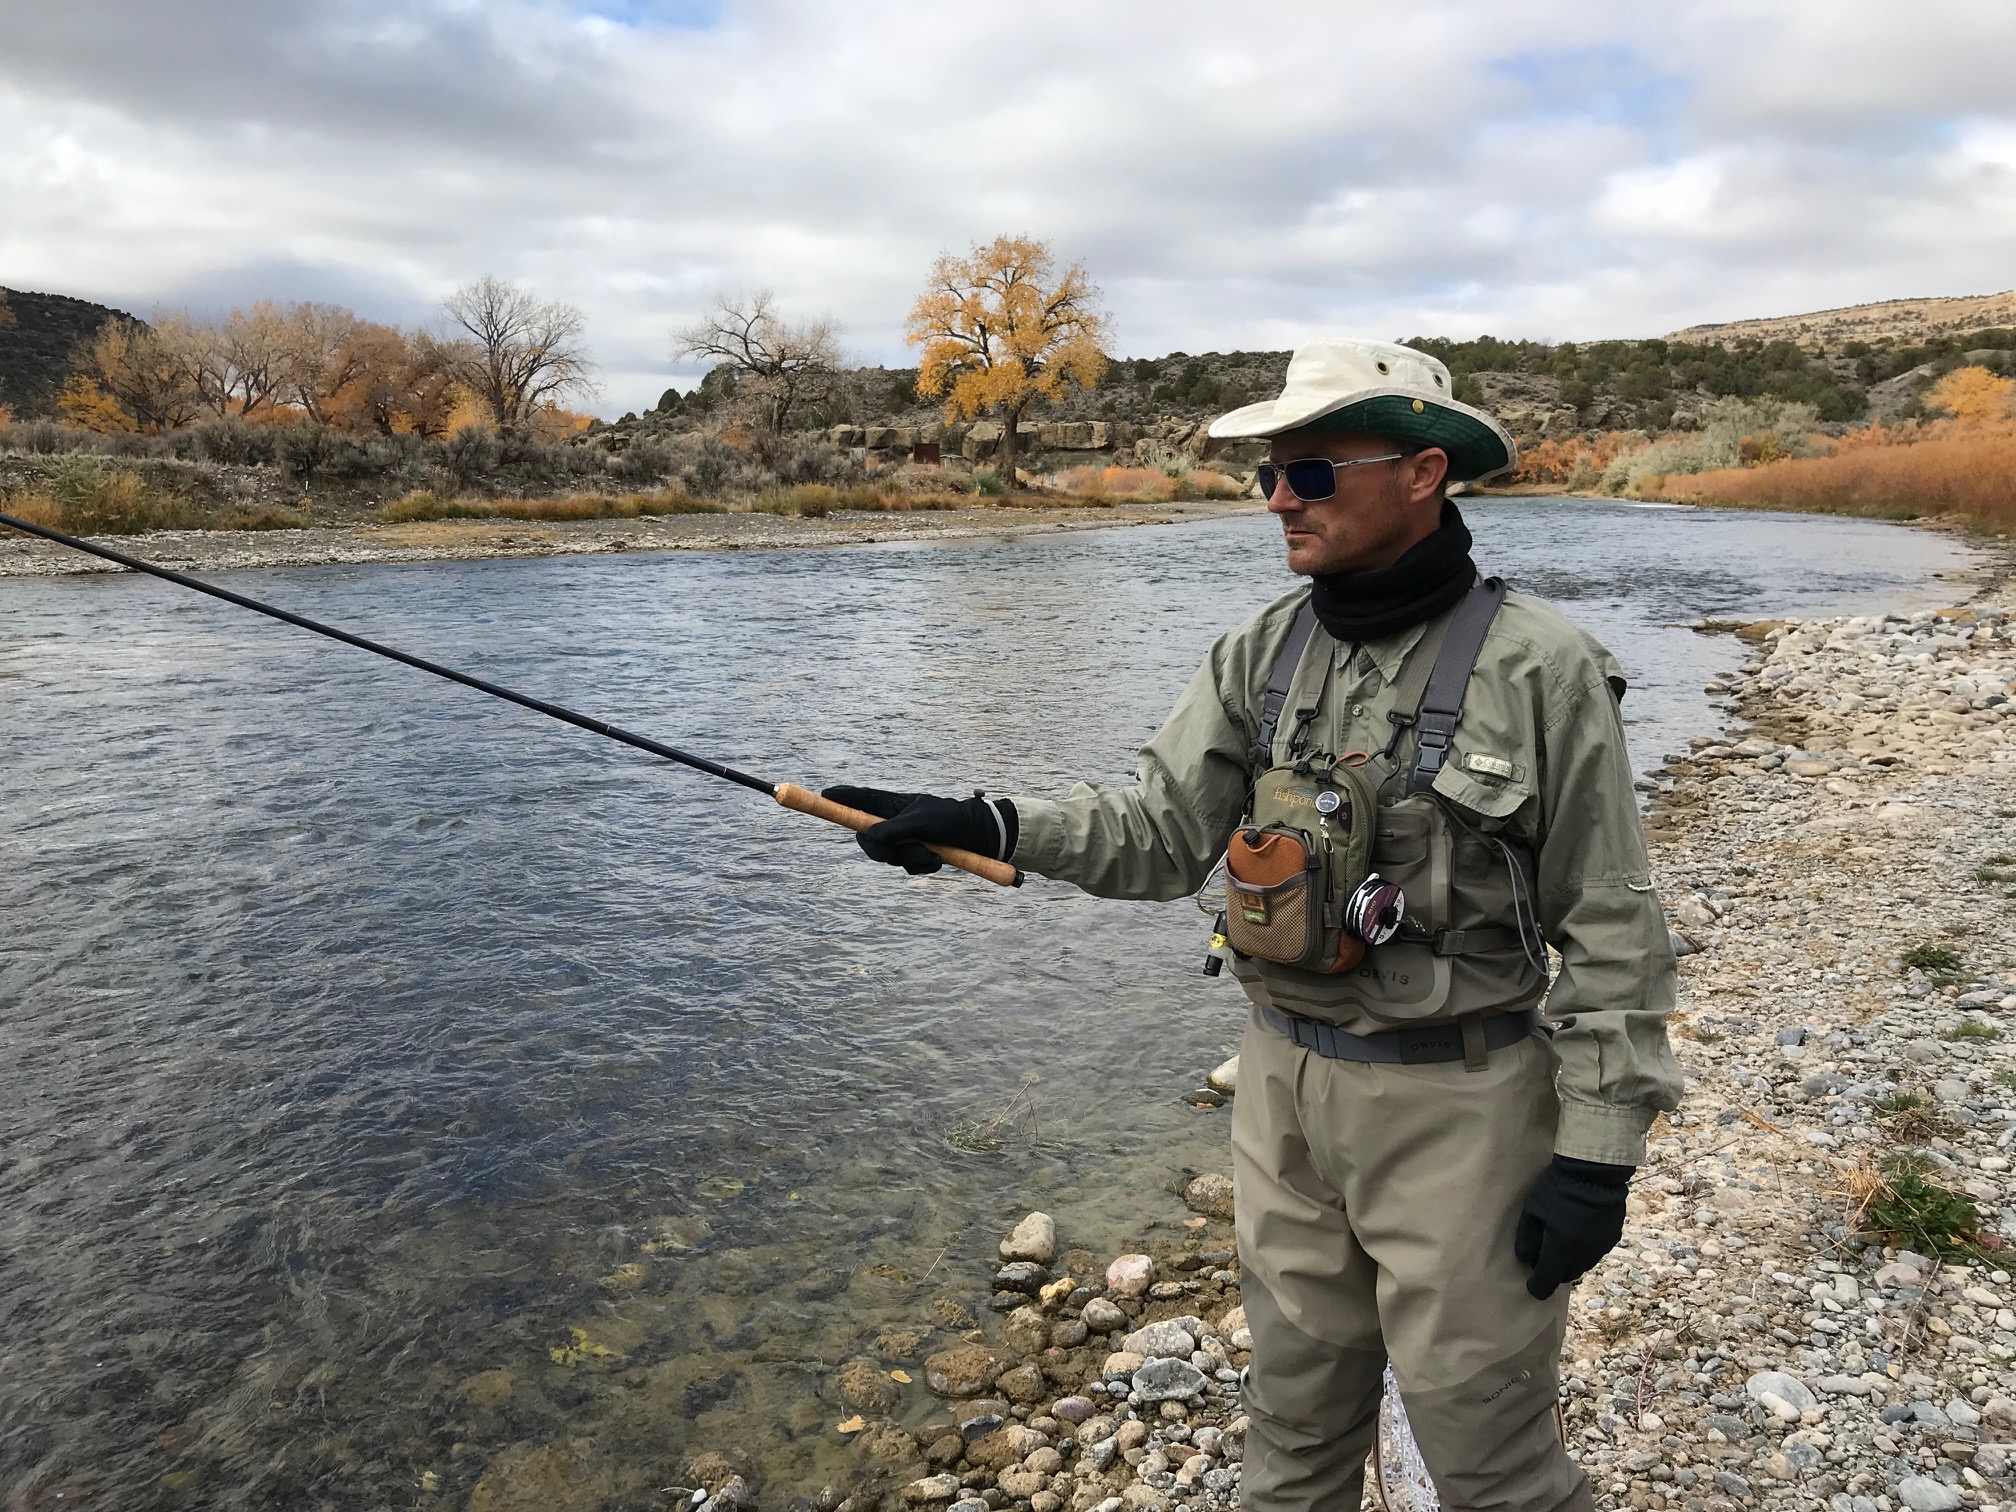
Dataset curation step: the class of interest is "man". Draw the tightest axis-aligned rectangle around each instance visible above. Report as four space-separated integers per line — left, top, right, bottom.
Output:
828 338 1681 1512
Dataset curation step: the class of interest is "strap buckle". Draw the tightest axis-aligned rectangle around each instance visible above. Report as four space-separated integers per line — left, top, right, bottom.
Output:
1413 728 1450 776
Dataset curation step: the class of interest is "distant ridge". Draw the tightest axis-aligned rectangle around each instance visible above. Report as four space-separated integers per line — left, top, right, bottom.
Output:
1668 290 2016 349
0 287 137 417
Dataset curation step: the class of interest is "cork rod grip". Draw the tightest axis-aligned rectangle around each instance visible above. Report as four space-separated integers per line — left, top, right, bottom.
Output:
773 783 1024 888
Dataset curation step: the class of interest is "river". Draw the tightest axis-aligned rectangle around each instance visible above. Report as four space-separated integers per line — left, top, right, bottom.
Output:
0 500 1986 1508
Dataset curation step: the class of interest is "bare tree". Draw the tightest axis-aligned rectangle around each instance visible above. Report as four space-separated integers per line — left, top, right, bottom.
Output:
674 290 841 434
442 276 596 436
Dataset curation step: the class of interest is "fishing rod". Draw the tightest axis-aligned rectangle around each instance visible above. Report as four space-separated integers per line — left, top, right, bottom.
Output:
0 510 1022 888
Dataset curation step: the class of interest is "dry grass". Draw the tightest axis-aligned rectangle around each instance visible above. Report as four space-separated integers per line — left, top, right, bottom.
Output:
381 488 724 523
3 469 307 534
1648 424 2016 531
748 482 958 518
1052 464 1248 503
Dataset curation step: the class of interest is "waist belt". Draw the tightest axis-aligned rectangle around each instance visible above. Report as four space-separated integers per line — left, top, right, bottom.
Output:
1392 924 1529 957
1259 1003 1542 1069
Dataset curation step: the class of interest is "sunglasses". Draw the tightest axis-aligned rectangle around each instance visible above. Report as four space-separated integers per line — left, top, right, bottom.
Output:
1257 452 1409 503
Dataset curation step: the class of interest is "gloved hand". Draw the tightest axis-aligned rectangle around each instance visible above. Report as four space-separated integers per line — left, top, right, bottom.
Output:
1514 1155 1633 1300
821 786 1018 875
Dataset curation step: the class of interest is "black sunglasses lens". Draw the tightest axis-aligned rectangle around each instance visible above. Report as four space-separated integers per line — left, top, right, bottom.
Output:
1285 459 1337 501
1257 461 1336 502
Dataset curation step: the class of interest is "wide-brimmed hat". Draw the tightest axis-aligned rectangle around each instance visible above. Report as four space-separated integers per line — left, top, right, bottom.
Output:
1208 337 1516 482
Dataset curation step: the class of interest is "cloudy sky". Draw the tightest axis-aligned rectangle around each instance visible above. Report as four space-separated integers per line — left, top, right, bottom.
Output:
3 0 2014 415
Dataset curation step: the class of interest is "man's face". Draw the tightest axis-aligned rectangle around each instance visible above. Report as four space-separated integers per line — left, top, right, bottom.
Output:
1265 431 1450 576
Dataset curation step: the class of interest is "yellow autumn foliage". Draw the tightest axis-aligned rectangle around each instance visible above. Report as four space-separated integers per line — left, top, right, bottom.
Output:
906 235 1106 480
1925 365 2016 424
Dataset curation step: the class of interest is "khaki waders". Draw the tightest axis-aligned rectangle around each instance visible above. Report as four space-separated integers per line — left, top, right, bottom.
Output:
1231 1005 1592 1512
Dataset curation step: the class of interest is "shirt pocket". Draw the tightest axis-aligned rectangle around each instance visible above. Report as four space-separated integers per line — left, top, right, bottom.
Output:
1431 763 1534 830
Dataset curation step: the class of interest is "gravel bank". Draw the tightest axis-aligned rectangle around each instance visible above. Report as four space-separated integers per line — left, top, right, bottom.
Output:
0 501 1260 578
656 567 2016 1512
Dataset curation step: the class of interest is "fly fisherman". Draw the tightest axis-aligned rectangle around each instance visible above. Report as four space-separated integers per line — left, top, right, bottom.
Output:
827 338 1682 1512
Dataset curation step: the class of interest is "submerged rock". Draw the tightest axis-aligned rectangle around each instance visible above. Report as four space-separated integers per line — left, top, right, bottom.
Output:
924 1344 1002 1397
468 1439 616 1512
1182 1174 1235 1221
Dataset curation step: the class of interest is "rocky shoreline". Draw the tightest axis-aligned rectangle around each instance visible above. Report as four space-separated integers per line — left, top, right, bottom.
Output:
0 500 1262 579
618 561 2016 1512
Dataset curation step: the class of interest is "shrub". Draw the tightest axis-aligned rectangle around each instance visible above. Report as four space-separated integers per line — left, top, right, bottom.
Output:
1903 944 1964 973
193 417 280 466
380 487 721 523
440 431 502 492
1649 424 2016 531
0 420 90 455
1863 1155 1983 1258
5 461 305 534
972 468 1009 496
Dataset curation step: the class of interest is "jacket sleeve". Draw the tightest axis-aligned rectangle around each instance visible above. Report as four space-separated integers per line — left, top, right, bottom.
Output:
1532 671 1684 1166
1010 632 1259 901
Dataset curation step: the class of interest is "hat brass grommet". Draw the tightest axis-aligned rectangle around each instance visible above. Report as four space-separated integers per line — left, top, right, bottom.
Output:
1412 399 1425 412
1375 361 1389 374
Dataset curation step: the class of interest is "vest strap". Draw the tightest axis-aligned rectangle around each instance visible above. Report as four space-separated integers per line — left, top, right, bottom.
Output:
1406 578 1509 795
1254 600 1321 768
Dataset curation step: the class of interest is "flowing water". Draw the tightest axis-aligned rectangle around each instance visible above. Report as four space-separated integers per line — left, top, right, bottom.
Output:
0 501 1985 1508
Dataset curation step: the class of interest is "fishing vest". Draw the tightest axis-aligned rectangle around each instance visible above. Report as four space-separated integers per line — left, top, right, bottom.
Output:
1225 579 1550 1026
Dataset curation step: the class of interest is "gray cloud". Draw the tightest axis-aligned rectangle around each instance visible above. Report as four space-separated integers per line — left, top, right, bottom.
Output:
1 0 2012 414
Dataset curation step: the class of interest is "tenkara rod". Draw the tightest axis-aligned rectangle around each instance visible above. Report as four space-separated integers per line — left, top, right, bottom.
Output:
0 510 1022 888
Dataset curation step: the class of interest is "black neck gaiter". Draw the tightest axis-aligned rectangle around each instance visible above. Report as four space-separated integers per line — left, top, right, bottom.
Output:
1309 501 1477 643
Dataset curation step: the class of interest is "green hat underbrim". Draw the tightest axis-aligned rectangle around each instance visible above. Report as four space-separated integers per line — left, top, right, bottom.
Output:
1303 396 1513 483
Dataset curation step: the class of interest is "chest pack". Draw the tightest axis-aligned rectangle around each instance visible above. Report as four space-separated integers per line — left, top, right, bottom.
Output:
1218 579 1509 978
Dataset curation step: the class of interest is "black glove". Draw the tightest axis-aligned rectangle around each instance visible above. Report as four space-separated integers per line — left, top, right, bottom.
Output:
1514 1155 1633 1300
821 786 1018 875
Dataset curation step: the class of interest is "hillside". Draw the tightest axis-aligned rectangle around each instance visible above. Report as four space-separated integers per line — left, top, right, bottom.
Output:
0 287 137 417
1670 290 2016 350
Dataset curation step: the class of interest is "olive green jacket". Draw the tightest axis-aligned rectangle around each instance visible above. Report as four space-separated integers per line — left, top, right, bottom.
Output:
1012 585 1682 1166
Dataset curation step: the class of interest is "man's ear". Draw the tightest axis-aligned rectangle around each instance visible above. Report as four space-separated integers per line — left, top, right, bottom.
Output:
1405 447 1450 504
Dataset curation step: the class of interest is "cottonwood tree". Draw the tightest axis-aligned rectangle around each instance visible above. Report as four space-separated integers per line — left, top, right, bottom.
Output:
905 235 1107 481
673 290 840 435
442 276 596 436
195 300 291 418
322 323 463 437
65 315 208 432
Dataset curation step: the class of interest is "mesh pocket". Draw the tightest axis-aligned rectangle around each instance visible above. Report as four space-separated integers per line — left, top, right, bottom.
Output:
1223 827 1320 966
1225 873 1315 963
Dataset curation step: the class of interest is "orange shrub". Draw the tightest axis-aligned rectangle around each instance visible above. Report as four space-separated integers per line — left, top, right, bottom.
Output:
1513 430 1644 487
1648 428 2016 530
